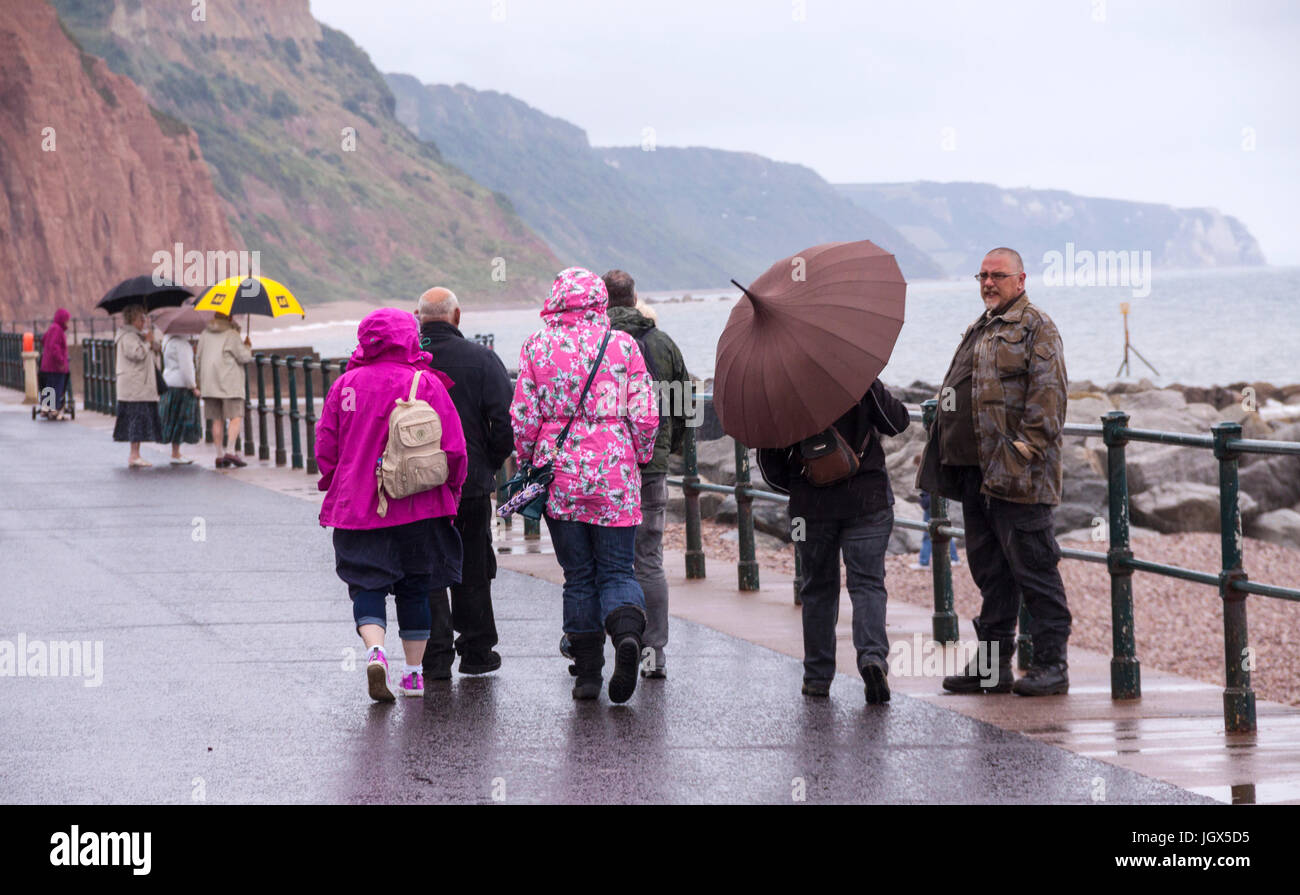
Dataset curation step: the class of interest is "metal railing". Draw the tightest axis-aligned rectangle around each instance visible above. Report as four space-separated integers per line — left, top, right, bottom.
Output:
667 391 1299 734
31 344 1300 732
0 332 24 391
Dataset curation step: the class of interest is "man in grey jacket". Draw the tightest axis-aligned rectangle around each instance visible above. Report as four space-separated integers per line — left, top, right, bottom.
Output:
604 270 692 679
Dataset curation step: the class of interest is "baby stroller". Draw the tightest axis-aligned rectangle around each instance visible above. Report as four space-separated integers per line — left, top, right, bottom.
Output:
32 371 76 421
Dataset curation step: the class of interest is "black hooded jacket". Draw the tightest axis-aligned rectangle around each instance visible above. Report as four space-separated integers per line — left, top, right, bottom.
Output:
756 379 911 521
419 320 514 498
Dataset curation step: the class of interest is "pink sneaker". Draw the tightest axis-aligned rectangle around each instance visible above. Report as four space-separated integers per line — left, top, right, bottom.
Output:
400 670 424 697
366 647 394 702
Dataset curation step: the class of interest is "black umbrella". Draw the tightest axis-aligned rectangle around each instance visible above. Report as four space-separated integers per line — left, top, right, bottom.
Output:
96 275 193 315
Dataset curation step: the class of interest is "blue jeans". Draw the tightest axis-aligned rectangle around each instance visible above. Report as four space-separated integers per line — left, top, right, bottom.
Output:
795 507 894 683
919 505 959 566
544 515 646 634
351 585 432 641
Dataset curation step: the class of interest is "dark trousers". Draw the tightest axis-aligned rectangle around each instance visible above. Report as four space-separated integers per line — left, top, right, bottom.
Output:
427 495 498 669
955 465 1072 661
795 507 894 684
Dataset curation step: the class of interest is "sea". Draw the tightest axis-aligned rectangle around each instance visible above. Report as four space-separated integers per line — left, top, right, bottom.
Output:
250 266 1300 388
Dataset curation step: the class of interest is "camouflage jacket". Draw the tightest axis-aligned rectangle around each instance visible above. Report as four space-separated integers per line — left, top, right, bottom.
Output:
916 293 1068 505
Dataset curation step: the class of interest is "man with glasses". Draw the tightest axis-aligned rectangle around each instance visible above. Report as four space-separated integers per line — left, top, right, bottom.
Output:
915 247 1072 696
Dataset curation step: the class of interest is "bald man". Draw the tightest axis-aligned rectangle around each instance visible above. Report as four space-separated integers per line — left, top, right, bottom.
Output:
915 247 1072 697
417 287 515 677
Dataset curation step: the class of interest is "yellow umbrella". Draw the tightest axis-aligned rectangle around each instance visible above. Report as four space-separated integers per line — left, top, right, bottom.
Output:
193 276 304 344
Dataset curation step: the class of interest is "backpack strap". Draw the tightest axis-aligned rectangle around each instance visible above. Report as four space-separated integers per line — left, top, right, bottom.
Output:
405 370 422 404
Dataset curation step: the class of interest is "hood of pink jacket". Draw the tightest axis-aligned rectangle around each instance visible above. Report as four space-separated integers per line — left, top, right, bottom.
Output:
540 267 609 329
349 308 434 368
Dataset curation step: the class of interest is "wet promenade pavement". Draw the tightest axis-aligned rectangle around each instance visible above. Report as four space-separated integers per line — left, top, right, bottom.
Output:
0 404 1211 803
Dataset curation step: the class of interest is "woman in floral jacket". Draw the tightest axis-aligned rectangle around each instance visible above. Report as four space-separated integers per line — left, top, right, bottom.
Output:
511 267 659 704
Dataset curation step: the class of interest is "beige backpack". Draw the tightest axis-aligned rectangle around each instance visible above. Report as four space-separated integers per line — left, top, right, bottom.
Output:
375 370 449 517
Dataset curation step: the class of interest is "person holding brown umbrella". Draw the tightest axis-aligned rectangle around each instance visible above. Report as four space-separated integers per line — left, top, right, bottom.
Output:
718 240 911 704
154 306 211 465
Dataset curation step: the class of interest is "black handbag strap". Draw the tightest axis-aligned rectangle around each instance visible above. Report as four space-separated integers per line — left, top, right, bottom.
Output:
553 330 612 453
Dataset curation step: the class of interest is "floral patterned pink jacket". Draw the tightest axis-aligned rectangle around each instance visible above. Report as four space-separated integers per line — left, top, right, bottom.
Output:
511 268 659 527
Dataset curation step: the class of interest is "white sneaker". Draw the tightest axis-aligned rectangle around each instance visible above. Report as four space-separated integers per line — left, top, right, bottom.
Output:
909 562 928 570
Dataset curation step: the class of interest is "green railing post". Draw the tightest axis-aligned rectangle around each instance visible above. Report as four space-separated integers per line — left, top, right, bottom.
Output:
256 356 270 462
304 358 318 475
287 356 303 469
735 439 759 591
108 345 116 415
682 414 706 579
271 355 286 467
1213 421 1256 734
80 342 91 412
1102 410 1140 699
242 363 255 457
921 399 959 643
524 512 540 539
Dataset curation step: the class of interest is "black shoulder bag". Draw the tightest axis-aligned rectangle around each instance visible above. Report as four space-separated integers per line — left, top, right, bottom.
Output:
498 331 611 520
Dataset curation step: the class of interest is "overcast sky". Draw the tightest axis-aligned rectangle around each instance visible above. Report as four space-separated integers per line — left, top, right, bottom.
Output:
311 0 1300 264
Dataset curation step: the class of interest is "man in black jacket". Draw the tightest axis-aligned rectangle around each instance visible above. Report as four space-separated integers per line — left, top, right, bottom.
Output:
757 380 911 704
417 287 514 677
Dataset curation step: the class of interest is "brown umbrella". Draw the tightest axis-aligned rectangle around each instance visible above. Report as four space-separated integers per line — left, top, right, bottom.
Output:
151 304 214 335
713 239 906 448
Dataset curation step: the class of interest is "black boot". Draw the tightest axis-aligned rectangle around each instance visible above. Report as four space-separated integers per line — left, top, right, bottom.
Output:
942 622 1014 694
1013 643 1069 696
604 606 646 705
568 632 605 700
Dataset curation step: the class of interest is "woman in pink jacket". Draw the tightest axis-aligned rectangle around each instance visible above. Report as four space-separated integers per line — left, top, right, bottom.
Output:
317 309 468 702
511 267 659 704
39 308 71 419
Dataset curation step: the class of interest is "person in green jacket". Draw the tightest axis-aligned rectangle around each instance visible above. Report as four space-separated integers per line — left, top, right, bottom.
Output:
603 270 692 679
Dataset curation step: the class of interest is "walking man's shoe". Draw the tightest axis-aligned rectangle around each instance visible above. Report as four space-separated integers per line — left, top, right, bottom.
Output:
862 660 890 704
214 456 230 469
1012 662 1069 696
801 680 831 697
422 662 452 681
942 629 1014 694
458 650 502 675
223 452 247 468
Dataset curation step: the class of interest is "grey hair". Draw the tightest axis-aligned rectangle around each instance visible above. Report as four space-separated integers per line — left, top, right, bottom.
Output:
985 247 1024 272
417 288 459 322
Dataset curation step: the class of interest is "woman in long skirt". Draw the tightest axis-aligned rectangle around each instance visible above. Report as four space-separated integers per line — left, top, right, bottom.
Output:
113 305 164 467
159 332 201 464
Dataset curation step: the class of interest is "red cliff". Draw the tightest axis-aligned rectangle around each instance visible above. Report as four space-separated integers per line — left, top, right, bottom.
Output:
0 0 239 320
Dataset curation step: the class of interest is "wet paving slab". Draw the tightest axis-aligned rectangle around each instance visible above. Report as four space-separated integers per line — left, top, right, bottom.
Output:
0 411 1211 803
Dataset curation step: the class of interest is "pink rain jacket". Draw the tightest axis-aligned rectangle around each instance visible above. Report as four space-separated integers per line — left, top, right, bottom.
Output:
40 308 70 373
316 309 467 530
511 268 659 526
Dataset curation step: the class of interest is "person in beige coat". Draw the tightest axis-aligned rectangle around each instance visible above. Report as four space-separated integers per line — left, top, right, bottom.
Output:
113 305 164 468
196 313 253 469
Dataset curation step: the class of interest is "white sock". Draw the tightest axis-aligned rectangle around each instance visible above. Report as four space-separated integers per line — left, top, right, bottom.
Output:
368 644 385 658
402 663 421 676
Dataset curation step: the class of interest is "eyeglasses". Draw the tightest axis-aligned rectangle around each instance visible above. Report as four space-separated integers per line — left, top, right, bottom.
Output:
973 272 1019 282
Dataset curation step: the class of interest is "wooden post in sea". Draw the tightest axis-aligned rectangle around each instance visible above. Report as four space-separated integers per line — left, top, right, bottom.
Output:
1115 302 1160 378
